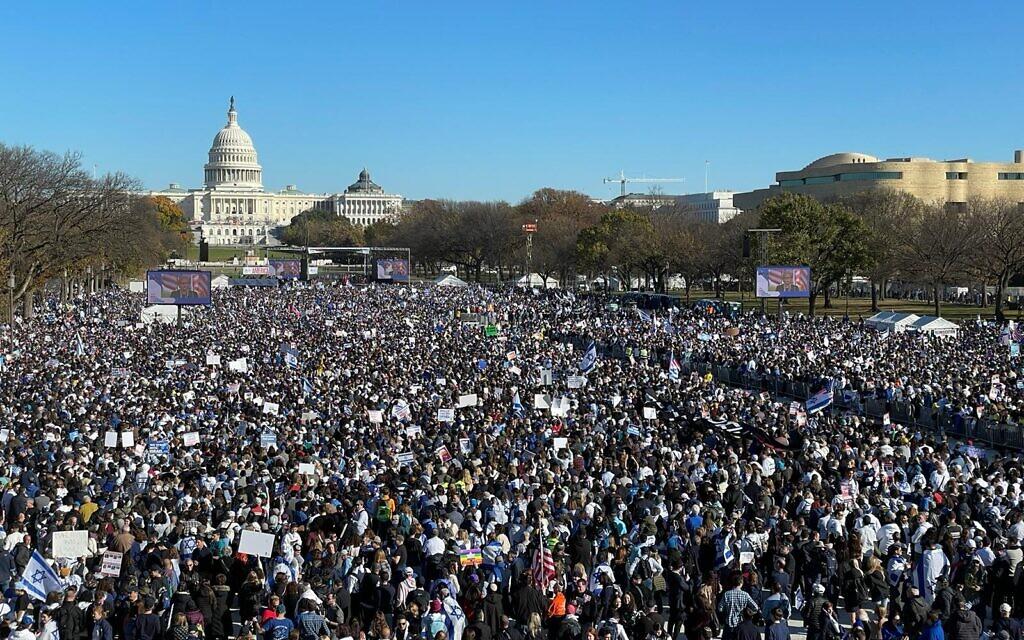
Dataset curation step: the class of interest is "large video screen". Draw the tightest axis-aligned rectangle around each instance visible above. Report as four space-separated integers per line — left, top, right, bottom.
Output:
269 259 301 280
756 266 811 299
146 270 212 305
376 258 410 282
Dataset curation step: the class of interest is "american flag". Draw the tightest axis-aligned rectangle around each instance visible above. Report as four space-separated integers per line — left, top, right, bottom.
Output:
531 544 555 591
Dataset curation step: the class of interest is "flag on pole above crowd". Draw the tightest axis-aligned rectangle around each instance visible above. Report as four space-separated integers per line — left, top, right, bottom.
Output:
668 351 681 381
16 551 61 602
579 340 598 373
805 382 834 414
511 390 525 418
301 377 314 395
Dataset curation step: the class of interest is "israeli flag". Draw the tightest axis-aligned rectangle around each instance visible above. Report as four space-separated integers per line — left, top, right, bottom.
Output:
715 533 735 570
578 340 598 373
75 333 86 357
636 309 653 325
805 382 834 415
663 317 675 335
17 551 61 602
512 391 525 418
668 351 681 381
301 377 314 395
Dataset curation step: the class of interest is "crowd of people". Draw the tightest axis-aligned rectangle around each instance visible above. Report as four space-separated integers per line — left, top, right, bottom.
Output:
0 281 1022 640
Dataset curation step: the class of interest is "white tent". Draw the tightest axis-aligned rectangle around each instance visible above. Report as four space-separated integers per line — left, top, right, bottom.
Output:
434 274 468 288
910 315 960 338
211 274 232 289
515 273 559 289
140 305 184 325
866 311 920 333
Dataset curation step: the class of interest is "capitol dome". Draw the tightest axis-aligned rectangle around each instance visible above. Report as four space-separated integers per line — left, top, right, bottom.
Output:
204 97 263 190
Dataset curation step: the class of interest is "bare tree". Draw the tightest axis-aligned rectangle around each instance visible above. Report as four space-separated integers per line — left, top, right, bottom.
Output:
0 144 144 306
837 189 923 311
966 197 1024 322
898 203 981 317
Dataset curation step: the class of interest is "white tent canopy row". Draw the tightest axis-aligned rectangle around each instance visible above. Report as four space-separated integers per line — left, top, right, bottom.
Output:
866 312 960 337
434 274 468 288
515 273 559 289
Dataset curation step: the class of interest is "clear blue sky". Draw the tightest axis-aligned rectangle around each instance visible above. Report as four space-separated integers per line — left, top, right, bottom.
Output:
1 1 1022 202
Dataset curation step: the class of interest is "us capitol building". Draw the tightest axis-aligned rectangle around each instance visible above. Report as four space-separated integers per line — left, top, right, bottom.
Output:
148 98 404 245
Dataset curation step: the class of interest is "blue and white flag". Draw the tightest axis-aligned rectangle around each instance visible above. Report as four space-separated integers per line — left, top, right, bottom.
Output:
578 340 598 374
511 390 525 418
75 333 86 357
16 551 61 602
668 351 681 381
715 533 735 570
636 308 654 328
805 383 834 415
662 317 675 335
301 377 314 395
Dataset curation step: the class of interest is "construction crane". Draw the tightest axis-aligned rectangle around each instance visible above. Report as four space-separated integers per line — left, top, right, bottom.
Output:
603 170 684 197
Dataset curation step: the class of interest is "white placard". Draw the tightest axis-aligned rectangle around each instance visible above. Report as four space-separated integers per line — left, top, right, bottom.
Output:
642 407 656 420
104 431 118 448
228 357 248 373
437 408 456 423
509 365 522 376
238 530 276 558
298 462 316 475
206 354 221 366
52 530 90 559
459 437 472 454
553 437 568 450
551 397 570 417
567 375 586 389
100 550 123 577
534 394 551 409
121 431 135 448
301 411 317 422
182 432 200 447
262 401 280 415
368 410 383 424
406 425 422 438
458 394 478 408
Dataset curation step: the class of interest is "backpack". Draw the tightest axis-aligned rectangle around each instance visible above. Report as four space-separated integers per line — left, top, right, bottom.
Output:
376 502 392 523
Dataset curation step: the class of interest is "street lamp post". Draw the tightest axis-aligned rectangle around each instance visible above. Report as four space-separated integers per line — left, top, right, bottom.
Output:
7 272 14 327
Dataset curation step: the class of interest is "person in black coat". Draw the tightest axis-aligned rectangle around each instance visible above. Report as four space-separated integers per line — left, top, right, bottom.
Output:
665 562 692 640
58 588 89 640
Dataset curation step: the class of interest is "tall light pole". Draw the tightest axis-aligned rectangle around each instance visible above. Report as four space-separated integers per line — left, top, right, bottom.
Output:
7 271 14 327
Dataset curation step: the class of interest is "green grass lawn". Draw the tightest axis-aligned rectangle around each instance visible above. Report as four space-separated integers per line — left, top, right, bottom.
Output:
179 244 298 263
676 289 1012 322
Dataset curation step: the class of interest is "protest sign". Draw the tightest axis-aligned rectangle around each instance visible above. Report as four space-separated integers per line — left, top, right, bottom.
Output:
53 531 89 558
104 432 118 448
368 410 383 424
298 462 316 475
100 550 123 577
396 452 415 466
458 394 477 408
182 432 200 447
238 530 275 557
437 408 456 422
